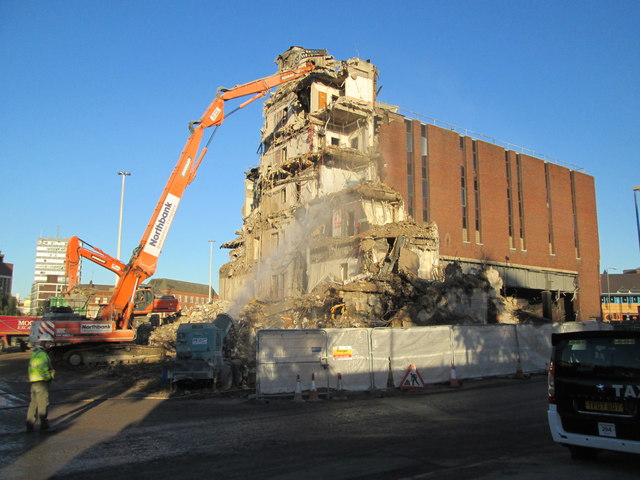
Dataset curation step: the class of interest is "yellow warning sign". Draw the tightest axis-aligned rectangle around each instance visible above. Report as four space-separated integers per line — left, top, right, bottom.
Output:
332 346 353 359
400 364 426 390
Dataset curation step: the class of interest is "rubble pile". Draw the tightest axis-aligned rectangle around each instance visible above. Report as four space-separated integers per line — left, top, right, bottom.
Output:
165 261 523 372
148 301 231 350
146 300 256 368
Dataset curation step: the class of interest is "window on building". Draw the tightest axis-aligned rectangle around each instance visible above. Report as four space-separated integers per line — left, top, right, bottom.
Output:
474 177 481 243
331 95 339 103
281 187 287 205
461 166 468 242
350 137 359 149
318 91 327 109
421 156 428 222
516 155 526 251
472 140 478 171
570 171 581 259
278 107 288 128
506 152 514 249
331 137 340 146
270 274 285 299
406 120 414 217
545 163 555 255
346 211 355 236
341 263 349 282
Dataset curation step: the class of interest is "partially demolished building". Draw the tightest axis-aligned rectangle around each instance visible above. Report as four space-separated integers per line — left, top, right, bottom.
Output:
218 47 600 328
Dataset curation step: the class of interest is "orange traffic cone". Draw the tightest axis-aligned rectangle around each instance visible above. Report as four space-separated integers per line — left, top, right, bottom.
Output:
449 363 460 388
309 373 320 401
515 356 525 379
293 374 304 403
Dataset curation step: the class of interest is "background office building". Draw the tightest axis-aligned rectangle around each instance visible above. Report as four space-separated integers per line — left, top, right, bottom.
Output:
30 237 69 314
379 116 599 321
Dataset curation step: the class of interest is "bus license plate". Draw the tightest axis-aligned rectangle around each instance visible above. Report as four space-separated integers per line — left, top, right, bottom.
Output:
598 422 616 437
585 401 623 413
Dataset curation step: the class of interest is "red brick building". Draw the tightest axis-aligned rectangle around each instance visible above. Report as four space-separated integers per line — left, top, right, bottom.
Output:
0 253 13 296
379 114 600 322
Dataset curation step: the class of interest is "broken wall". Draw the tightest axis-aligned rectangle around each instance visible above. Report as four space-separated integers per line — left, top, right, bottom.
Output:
218 48 507 339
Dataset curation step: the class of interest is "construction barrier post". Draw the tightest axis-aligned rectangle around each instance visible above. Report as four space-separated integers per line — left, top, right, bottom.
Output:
515 356 525 379
449 363 460 388
309 373 320 401
332 372 347 400
293 374 304 403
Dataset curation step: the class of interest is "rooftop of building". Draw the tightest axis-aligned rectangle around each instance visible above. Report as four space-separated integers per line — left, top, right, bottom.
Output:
147 278 215 296
601 271 640 293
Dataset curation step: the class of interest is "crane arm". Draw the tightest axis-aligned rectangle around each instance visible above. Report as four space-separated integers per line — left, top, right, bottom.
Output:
65 236 125 293
200 62 316 129
98 60 317 326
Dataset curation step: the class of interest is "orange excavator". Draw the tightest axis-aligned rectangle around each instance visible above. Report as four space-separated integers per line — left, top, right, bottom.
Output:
65 236 180 317
31 58 318 365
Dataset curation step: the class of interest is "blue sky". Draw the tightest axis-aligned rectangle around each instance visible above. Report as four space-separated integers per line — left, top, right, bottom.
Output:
1 1 639 299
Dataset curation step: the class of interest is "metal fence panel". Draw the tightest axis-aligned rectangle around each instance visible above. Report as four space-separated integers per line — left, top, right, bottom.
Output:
370 328 392 389
255 322 611 395
256 329 328 395
451 325 518 379
324 328 372 391
515 324 553 372
371 326 452 388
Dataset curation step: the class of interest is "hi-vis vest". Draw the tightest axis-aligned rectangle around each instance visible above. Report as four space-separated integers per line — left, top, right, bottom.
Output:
28 347 54 382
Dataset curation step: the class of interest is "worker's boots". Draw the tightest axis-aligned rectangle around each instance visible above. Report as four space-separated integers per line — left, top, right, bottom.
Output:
39 416 55 433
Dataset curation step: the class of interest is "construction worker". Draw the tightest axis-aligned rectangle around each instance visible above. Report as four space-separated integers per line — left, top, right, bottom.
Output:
26 334 56 432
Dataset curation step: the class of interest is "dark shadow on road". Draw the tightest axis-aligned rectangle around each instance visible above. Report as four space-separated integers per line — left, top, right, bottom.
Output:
0 358 171 480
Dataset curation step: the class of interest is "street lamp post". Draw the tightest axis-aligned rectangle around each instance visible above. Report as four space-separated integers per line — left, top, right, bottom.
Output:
116 171 131 284
634 186 640 253
606 266 619 301
605 266 619 321
208 240 216 303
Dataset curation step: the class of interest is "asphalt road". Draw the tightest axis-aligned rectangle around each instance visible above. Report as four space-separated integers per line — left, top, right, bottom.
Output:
1 351 639 480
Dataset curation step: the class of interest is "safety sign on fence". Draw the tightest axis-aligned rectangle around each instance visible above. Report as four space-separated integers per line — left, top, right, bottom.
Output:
332 346 353 360
400 364 426 390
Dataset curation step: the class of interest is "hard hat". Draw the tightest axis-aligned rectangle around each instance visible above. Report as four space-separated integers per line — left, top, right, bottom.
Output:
38 334 54 343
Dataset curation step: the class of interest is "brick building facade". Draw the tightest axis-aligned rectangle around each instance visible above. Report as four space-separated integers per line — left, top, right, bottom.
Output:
0 253 13 296
379 115 600 321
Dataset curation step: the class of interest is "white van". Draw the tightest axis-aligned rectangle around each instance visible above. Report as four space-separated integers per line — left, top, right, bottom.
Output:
548 330 640 458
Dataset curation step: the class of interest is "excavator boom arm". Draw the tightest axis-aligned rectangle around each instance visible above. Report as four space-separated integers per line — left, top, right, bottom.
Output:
97 60 317 325
65 236 125 293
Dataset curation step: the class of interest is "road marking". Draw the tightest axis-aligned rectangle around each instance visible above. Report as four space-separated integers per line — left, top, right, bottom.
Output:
0 380 28 409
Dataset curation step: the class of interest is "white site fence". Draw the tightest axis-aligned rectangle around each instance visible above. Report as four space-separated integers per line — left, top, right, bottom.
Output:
255 321 612 397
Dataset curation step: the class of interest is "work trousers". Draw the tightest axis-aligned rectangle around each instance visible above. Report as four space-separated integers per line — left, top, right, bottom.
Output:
26 381 50 426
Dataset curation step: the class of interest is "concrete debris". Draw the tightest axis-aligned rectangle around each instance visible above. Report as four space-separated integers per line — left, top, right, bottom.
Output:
161 262 536 375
